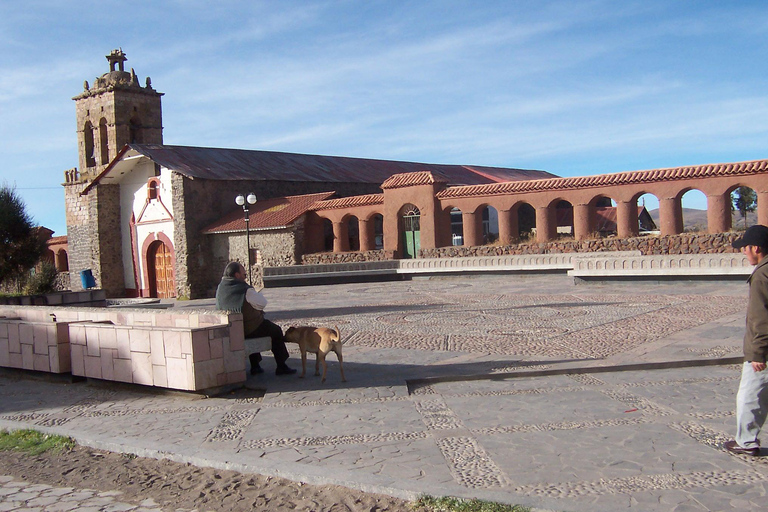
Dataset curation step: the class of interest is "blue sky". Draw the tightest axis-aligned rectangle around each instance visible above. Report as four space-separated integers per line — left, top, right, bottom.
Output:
1 0 767 236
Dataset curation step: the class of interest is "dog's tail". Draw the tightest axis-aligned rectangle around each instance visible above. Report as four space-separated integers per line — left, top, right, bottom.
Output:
335 325 345 344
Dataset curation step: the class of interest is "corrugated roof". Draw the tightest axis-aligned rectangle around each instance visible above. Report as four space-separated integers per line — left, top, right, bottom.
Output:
202 192 334 234
437 159 768 199
124 144 555 185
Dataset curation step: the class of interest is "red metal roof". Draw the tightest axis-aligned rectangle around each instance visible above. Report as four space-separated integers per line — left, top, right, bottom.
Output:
123 144 555 186
202 192 334 233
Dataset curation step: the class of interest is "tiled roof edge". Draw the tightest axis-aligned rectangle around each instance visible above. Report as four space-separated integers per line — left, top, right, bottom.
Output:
380 171 449 189
436 159 768 199
203 225 289 235
312 194 385 211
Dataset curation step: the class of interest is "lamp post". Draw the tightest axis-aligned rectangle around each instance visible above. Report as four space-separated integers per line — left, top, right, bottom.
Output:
235 193 257 284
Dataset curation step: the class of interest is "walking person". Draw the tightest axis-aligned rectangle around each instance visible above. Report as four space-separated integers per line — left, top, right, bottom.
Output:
726 225 768 455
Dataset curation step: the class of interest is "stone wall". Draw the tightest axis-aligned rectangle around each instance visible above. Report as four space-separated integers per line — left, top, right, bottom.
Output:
302 250 397 265
54 272 71 292
64 181 125 297
92 184 125 297
302 232 740 264
419 232 741 259
176 176 383 299
0 290 106 307
64 182 91 292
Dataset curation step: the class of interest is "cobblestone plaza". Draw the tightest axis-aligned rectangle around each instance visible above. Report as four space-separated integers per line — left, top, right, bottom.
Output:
0 275 763 511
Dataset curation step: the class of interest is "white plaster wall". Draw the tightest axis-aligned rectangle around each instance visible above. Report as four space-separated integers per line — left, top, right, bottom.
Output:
119 163 175 292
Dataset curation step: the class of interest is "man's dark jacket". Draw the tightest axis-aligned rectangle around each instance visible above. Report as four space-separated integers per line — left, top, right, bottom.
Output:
745 256 768 363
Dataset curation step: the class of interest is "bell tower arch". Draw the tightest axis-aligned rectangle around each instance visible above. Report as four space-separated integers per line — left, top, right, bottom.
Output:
72 48 164 180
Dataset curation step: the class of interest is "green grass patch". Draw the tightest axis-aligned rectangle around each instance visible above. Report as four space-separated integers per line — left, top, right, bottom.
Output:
0 429 75 455
414 495 530 512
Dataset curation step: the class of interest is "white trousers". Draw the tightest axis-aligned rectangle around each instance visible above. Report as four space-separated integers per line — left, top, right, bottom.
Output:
736 362 768 448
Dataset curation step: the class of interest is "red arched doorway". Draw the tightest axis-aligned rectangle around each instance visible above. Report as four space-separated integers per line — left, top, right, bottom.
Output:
147 240 176 298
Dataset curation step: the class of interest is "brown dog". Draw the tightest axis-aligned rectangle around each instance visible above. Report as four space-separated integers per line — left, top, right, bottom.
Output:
284 326 346 383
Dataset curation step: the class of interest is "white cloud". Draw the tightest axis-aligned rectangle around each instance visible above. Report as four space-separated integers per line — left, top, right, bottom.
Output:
2 0 768 236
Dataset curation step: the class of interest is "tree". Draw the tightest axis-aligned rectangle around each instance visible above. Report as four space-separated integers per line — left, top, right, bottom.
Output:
732 187 757 229
0 183 46 286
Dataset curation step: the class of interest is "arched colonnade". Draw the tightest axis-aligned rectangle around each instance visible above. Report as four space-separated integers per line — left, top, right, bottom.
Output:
305 160 768 258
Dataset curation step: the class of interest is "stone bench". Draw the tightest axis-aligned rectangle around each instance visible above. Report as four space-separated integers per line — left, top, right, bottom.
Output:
67 320 245 391
0 305 248 392
568 253 752 280
0 317 71 373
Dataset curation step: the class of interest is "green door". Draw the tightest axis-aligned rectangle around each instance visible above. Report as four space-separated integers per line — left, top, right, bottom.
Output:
402 208 421 259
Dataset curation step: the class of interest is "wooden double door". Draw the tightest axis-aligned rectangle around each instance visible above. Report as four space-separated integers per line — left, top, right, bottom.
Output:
148 240 176 298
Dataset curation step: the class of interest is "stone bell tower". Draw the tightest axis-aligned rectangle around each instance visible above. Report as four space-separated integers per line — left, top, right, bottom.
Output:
64 49 164 296
71 48 164 180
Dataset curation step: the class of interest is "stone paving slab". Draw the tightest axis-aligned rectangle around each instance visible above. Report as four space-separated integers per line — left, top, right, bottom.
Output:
1 275 766 512
0 475 167 511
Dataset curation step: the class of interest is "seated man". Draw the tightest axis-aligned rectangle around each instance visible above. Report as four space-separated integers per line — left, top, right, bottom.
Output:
215 261 296 376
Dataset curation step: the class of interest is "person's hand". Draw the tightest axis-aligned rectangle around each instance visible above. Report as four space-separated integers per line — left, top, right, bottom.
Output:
752 361 767 372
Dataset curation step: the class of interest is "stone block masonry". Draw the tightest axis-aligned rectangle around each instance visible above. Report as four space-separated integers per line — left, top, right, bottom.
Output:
64 182 91 292
174 174 382 299
420 232 741 259
0 306 248 392
92 184 124 297
64 181 124 297
0 317 71 373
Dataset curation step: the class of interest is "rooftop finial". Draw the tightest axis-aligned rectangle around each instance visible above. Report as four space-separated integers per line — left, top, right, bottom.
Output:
106 48 127 72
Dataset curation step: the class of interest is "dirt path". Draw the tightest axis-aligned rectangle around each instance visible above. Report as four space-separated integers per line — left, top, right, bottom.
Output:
0 445 422 511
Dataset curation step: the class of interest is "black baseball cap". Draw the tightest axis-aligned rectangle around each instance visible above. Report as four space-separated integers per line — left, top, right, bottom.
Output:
732 225 768 249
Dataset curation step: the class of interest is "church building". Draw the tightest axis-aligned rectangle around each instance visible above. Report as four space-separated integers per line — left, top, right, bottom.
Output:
64 50 555 299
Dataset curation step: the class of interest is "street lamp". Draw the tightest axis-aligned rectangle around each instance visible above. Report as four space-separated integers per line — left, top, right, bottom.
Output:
235 193 257 283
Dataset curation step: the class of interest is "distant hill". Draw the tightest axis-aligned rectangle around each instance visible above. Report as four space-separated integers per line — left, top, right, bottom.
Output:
648 208 756 231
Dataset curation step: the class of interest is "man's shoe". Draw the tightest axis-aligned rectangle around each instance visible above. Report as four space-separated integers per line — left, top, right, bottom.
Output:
724 440 759 456
275 365 297 376
250 364 264 375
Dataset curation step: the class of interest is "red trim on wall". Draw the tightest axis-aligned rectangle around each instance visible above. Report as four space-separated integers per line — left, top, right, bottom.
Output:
141 231 175 298
129 213 141 296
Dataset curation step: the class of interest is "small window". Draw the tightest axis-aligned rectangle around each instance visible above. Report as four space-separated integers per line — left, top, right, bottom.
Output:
147 180 159 200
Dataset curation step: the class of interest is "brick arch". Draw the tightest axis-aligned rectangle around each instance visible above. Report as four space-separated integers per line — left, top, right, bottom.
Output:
441 204 464 247
56 249 69 272
729 184 759 231
141 231 175 298
726 182 757 195
309 159 768 257
366 213 385 250
434 160 768 238
341 213 360 252
322 218 334 252
475 203 500 244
